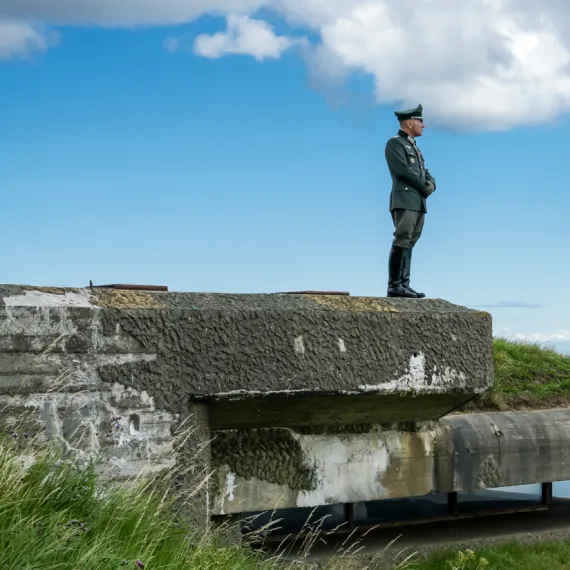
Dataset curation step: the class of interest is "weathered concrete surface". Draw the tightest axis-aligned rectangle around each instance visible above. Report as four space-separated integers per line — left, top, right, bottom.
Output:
0 285 494 426
211 425 437 515
171 402 212 532
211 409 570 515
2 287 568 543
435 409 570 492
208 393 466 430
1 382 178 479
0 284 494 528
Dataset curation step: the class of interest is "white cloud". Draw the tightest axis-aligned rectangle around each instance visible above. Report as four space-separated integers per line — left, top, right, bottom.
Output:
0 20 53 59
4 0 570 129
513 331 570 343
194 14 298 61
475 301 542 309
0 1 267 26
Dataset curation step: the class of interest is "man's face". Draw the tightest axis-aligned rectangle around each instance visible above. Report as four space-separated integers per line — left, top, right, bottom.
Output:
409 118 425 137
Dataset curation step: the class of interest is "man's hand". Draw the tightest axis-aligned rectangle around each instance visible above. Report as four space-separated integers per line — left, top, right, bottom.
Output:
424 181 435 197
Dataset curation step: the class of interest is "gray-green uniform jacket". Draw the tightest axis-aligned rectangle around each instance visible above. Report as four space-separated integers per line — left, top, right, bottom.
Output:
385 130 436 213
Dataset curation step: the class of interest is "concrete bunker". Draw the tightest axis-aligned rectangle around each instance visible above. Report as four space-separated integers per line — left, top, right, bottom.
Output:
8 284 564 535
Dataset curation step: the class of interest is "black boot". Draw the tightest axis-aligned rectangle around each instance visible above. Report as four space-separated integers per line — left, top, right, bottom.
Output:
401 247 425 298
387 246 417 298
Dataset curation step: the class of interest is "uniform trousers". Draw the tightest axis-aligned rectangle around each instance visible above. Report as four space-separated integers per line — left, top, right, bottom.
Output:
391 208 424 249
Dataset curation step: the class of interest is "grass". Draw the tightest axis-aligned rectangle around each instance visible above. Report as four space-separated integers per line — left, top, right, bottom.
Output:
466 337 570 412
408 541 570 570
0 432 277 570
0 426 411 570
494 338 570 396
4 431 570 570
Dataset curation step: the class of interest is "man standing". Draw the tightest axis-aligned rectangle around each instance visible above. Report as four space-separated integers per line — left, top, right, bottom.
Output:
384 104 436 298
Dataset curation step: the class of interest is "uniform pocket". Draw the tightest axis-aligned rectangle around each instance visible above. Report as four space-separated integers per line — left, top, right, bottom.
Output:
405 152 417 165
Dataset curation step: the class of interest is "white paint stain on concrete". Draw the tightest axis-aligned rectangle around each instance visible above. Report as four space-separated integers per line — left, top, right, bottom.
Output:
0 306 79 340
294 335 305 355
1 310 136 357
212 470 297 514
0 342 175 482
4 289 96 308
295 433 390 507
218 471 237 515
210 429 438 515
338 338 347 353
1 292 111 354
431 366 467 388
407 352 426 383
6 387 178 479
210 351 473 399
359 351 468 394
108 378 157 410
225 472 236 501
208 388 311 398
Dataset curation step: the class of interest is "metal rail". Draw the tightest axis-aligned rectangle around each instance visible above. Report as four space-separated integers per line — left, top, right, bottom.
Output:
246 483 555 546
276 290 351 296
88 281 168 291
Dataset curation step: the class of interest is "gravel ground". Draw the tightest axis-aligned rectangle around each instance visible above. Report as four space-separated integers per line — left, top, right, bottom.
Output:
263 500 570 569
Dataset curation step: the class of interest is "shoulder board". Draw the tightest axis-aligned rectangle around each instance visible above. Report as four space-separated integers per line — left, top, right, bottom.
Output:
389 136 409 148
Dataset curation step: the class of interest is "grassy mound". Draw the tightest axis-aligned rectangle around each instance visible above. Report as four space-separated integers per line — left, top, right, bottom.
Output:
464 338 570 412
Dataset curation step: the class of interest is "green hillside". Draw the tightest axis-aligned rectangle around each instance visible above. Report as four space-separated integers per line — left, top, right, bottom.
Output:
465 338 570 412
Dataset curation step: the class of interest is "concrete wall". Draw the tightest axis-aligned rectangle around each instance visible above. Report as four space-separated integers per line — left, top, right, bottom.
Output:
212 409 570 516
0 286 493 410
0 285 497 528
436 409 570 492
211 425 438 515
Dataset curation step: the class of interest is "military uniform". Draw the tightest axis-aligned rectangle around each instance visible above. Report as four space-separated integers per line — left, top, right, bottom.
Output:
384 104 436 298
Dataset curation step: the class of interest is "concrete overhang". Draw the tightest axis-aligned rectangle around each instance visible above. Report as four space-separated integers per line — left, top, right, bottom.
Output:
0 285 494 425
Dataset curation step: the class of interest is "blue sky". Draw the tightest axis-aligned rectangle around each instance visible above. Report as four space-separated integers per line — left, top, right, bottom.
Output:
1 2 570 353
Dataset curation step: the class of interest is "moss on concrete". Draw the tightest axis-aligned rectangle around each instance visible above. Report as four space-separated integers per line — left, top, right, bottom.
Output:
91 289 167 309
22 286 70 295
306 295 399 312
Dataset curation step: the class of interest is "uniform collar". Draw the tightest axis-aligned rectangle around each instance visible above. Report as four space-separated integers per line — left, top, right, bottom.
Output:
398 129 416 144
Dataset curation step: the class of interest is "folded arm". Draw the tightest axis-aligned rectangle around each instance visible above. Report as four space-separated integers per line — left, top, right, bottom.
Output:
425 168 436 194
385 138 433 196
